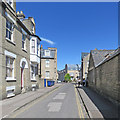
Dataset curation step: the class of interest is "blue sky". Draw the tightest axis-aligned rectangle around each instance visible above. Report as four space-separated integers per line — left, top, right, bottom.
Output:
16 2 118 70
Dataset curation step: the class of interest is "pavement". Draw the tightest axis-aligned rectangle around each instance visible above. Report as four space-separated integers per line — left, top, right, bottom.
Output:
0 83 63 119
77 86 120 119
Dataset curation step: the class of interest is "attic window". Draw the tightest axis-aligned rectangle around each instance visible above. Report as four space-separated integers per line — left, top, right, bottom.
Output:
7 0 13 8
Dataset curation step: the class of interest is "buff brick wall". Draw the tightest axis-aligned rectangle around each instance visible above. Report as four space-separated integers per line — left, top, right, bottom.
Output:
88 53 120 104
1 4 31 99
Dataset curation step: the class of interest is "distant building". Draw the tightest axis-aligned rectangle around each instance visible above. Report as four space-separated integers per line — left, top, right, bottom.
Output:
58 69 66 82
41 47 57 83
82 53 90 81
81 52 89 81
65 64 80 81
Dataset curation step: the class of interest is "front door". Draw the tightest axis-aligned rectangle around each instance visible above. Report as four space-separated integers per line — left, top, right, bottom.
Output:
21 68 24 90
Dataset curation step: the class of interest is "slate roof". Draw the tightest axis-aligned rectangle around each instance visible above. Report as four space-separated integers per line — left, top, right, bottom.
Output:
41 49 55 59
66 64 80 71
91 50 115 67
96 48 120 67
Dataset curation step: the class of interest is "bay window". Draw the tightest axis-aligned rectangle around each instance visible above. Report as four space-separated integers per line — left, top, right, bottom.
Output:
31 39 35 53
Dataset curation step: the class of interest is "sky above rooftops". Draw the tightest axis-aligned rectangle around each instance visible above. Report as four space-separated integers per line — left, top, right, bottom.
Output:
16 2 118 70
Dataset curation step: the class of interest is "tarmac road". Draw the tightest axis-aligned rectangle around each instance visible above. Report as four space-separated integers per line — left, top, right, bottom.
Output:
9 83 87 118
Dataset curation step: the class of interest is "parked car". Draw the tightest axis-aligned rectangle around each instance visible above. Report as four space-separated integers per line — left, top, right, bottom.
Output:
57 80 62 83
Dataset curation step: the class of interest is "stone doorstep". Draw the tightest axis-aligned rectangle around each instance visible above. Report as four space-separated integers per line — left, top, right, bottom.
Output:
79 88 104 118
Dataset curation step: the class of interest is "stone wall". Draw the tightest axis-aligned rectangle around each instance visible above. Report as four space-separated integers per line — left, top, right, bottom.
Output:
88 52 120 104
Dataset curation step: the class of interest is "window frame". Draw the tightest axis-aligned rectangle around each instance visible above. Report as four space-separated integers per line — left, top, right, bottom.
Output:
31 65 37 80
22 33 26 50
45 50 50 56
31 39 35 54
46 59 50 68
6 19 14 42
6 56 15 80
45 71 50 79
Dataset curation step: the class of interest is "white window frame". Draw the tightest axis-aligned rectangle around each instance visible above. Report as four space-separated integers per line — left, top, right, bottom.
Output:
31 23 34 33
22 33 26 50
46 59 50 68
31 65 37 80
37 40 40 56
5 50 16 81
45 50 50 56
6 56 15 80
31 39 35 54
45 71 50 79
6 19 14 42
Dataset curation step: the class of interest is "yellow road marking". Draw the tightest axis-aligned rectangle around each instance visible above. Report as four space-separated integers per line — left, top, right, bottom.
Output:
10 86 62 118
74 85 84 119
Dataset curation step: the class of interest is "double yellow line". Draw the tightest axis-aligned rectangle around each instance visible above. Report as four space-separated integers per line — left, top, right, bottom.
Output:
74 85 84 119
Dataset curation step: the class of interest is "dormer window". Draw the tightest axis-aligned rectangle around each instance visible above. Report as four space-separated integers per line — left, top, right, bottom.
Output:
45 50 50 56
6 0 13 8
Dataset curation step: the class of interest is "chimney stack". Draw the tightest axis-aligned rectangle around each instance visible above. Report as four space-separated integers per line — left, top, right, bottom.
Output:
17 11 25 20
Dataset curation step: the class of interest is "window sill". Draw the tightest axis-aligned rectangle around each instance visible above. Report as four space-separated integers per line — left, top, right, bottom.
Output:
6 38 16 46
31 79 37 82
22 48 27 53
6 78 16 82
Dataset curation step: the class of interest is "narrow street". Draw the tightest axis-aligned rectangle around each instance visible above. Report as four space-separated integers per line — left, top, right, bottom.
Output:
8 83 88 118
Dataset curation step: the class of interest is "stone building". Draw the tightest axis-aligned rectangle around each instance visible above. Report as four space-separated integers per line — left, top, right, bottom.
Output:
41 47 57 84
0 0 41 99
17 13 42 90
81 52 89 81
65 64 80 81
88 48 120 104
58 69 66 82
82 53 90 81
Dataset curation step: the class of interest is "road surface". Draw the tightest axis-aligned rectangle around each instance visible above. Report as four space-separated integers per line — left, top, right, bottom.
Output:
9 83 87 118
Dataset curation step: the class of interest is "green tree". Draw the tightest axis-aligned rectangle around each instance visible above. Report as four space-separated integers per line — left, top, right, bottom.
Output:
64 73 71 82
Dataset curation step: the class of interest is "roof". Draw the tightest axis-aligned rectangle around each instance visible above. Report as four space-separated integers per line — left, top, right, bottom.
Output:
66 64 80 71
41 49 55 59
96 48 120 67
91 50 115 67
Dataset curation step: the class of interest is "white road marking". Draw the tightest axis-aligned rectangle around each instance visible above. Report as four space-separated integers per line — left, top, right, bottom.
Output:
48 102 62 112
53 93 66 100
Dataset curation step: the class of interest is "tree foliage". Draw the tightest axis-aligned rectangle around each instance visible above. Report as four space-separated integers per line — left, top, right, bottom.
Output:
64 73 71 82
